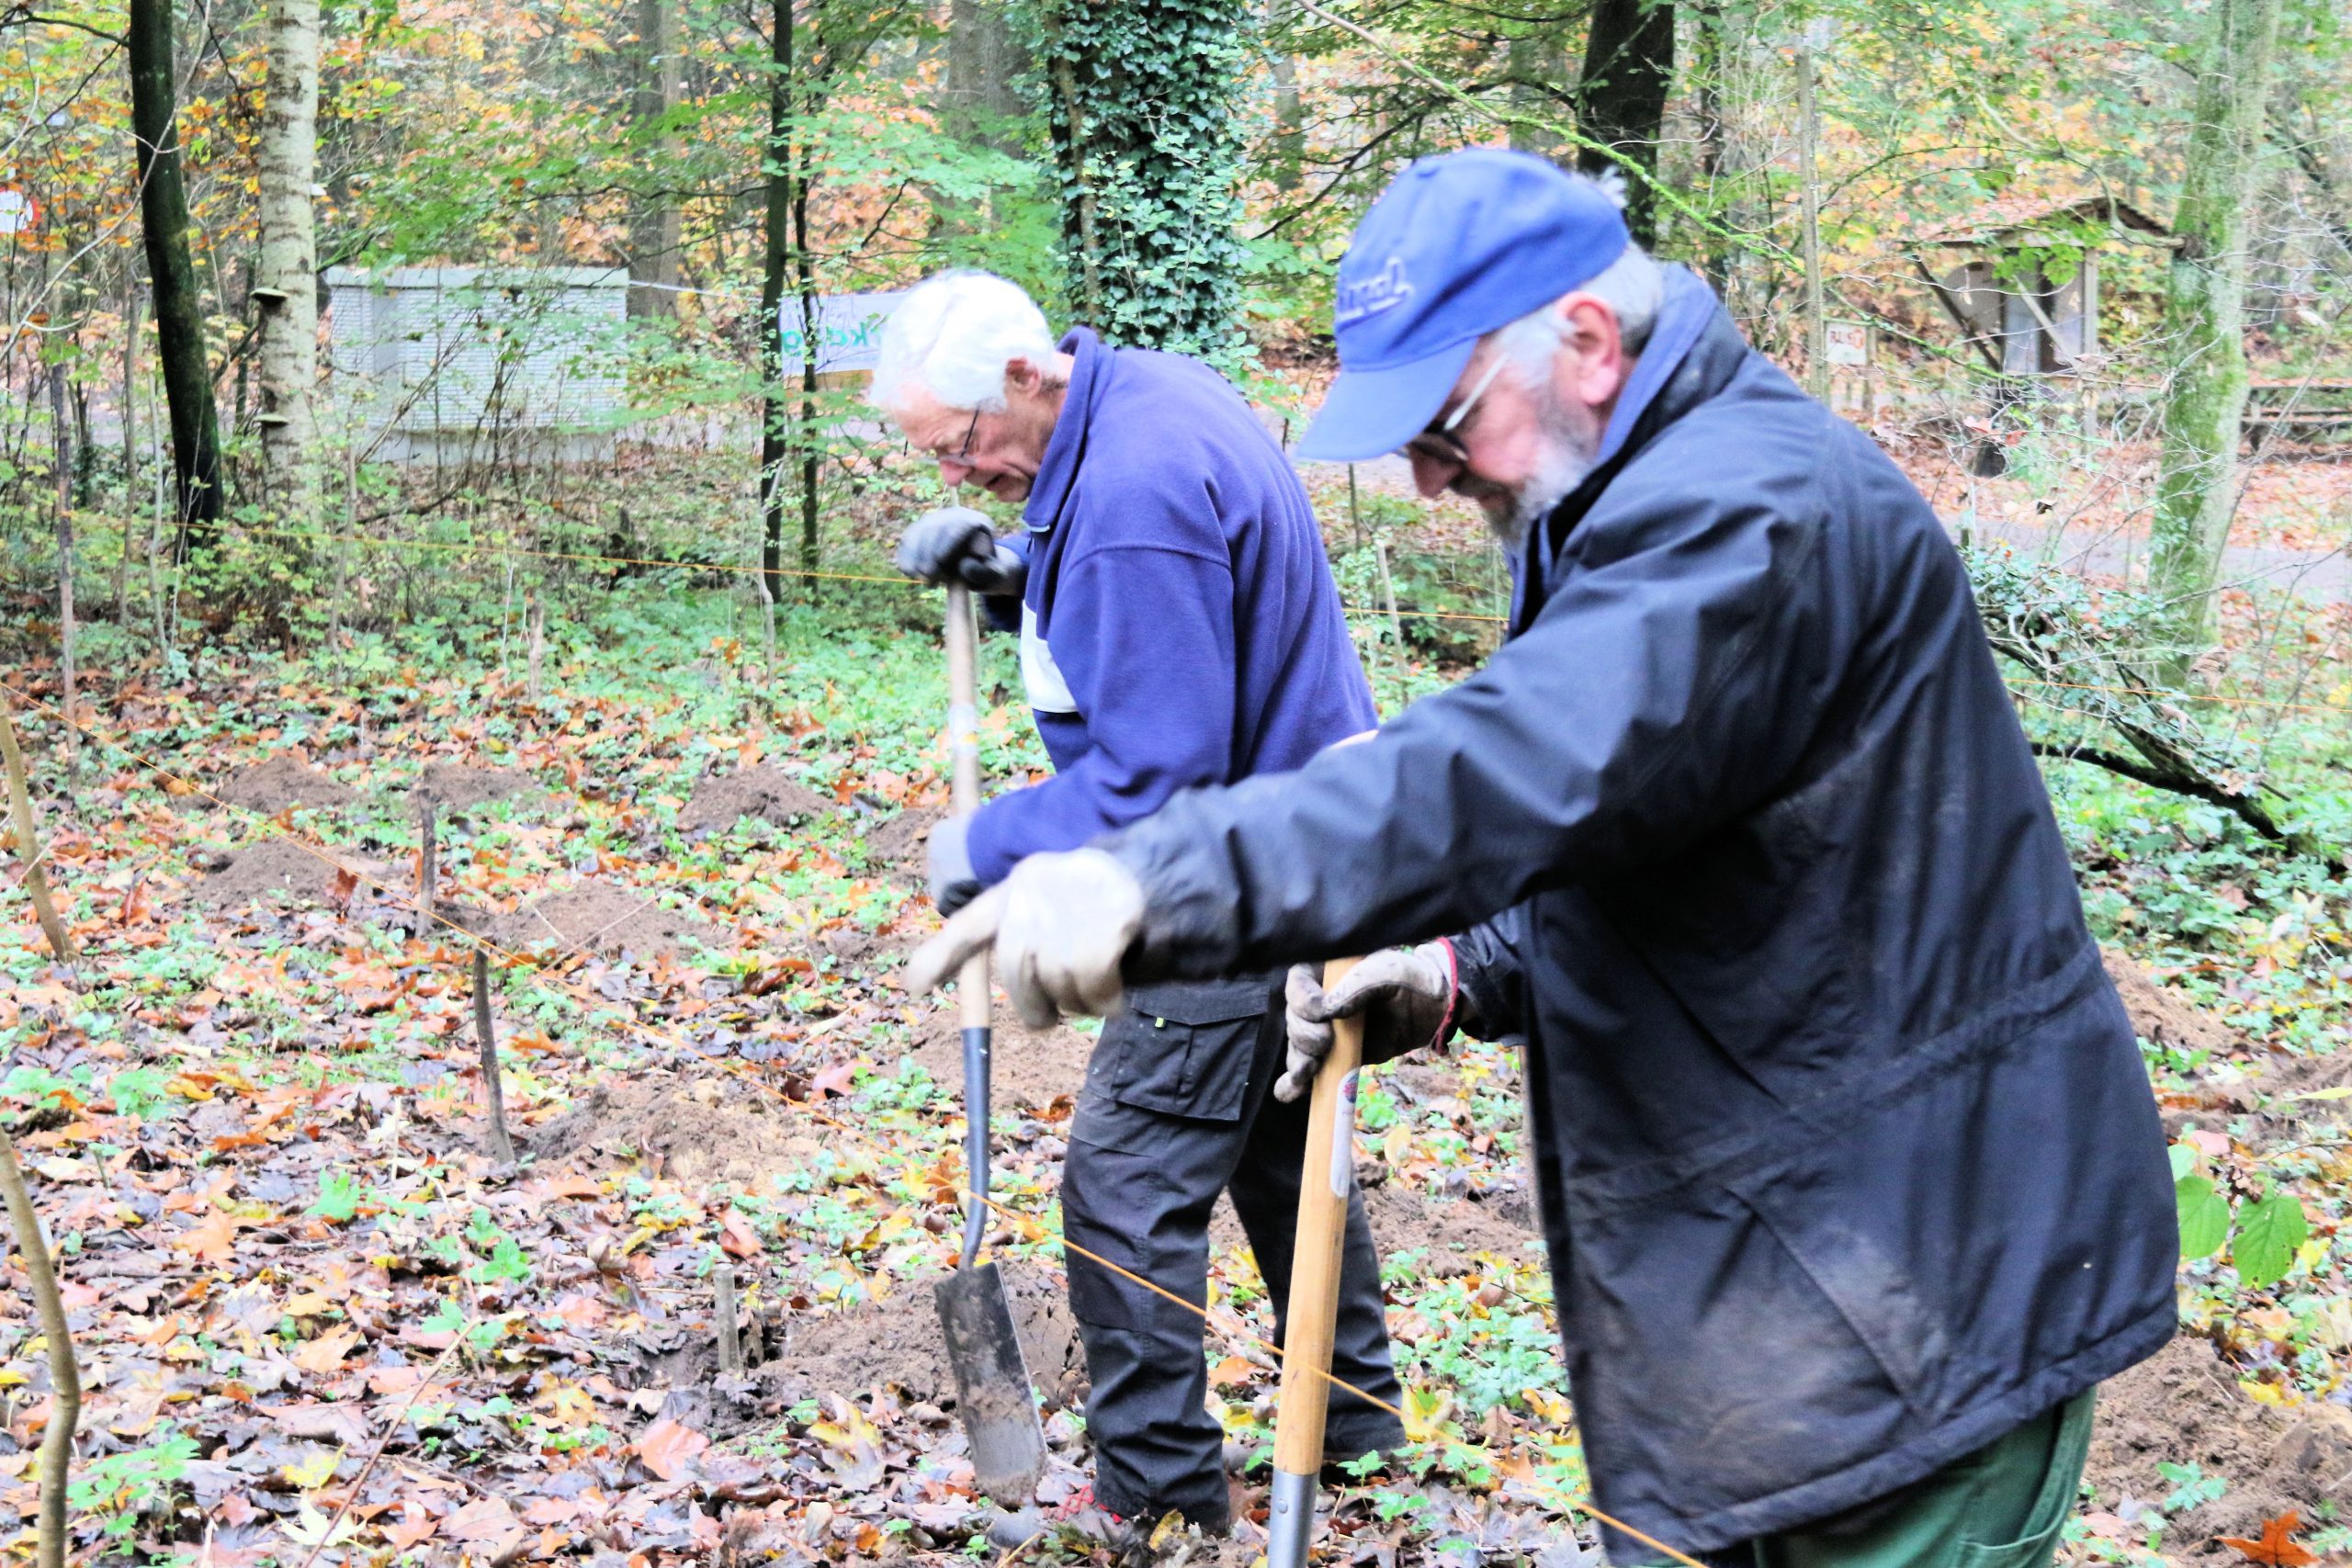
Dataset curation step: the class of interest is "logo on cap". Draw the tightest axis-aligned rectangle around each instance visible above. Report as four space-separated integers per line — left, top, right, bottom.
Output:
1334 256 1414 328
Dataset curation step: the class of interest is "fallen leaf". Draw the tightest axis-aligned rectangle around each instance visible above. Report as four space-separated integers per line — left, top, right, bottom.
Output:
2220 1511 2317 1567
292 1325 361 1374
635 1417 709 1481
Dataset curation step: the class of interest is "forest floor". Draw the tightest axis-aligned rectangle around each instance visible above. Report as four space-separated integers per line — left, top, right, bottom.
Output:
1 469 2350 1568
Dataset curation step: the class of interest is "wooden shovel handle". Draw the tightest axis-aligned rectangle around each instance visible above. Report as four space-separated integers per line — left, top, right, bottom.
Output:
944 583 989 1032
1271 955 1365 1478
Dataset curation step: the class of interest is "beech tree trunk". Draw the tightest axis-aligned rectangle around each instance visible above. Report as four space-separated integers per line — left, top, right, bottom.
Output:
1576 0 1675 245
129 0 226 558
254 0 321 524
2147 0 2286 680
627 0 684 319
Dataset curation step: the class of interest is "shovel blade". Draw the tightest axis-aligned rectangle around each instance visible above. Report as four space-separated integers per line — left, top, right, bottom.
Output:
934 1261 1047 1506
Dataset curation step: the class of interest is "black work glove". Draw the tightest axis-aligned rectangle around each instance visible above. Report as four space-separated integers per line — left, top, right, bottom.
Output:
1277 945 1454 1102
895 505 1026 596
926 812 983 917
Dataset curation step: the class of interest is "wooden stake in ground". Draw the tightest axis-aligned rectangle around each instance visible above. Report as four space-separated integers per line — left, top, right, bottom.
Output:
0 708 74 962
0 1127 83 1568
471 947 514 1162
413 794 437 939
714 1264 746 1376
526 593 545 706
49 367 78 779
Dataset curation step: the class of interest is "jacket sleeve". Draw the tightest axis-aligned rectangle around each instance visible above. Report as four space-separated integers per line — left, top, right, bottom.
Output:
1446 913 1530 1043
1106 473 1852 979
964 543 1238 884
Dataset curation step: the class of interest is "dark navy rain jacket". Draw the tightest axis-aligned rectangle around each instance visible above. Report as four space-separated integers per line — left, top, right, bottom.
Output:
1099 269 2177 1556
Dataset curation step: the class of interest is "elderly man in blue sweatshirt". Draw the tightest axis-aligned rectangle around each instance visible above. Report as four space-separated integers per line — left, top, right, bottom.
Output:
871 270 1406 1538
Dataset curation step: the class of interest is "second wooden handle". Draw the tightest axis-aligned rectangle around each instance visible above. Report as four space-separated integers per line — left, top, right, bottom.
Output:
1270 955 1365 1478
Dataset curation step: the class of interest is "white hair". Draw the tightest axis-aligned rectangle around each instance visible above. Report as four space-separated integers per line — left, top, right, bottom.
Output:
1493 244 1667 378
872 270 1058 414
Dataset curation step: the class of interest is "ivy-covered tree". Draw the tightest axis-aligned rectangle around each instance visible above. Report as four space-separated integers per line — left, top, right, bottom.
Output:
1021 0 1253 361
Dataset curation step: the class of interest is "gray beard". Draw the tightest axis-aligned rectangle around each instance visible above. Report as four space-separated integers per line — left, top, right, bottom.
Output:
1486 429 1599 551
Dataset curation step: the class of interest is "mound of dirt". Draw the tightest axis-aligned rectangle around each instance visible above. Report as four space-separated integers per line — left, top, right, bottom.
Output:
418 762 542 811
2086 1336 2352 1562
526 1071 817 1190
679 765 834 834
489 882 717 962
215 755 353 812
866 806 945 881
2102 949 2237 1053
763 1261 1089 1414
189 840 347 908
1365 1179 1539 1278
905 1011 1094 1113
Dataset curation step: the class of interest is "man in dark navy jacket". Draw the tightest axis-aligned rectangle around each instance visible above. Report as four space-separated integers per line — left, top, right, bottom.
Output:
909 157 2177 1564
871 270 1405 1537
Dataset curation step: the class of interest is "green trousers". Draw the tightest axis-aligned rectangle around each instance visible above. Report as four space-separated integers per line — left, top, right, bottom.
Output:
1656 1391 2098 1568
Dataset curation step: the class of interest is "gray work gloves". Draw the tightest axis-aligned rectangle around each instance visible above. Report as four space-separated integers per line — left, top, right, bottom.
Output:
1275 945 1454 1102
896 505 1026 596
926 812 982 918
905 848 1145 1027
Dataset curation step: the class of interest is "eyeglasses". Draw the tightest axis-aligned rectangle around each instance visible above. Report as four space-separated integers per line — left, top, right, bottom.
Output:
1402 353 1510 471
939 409 981 472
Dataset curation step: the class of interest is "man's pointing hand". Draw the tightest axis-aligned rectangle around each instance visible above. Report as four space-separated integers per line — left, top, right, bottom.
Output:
904 848 1147 1028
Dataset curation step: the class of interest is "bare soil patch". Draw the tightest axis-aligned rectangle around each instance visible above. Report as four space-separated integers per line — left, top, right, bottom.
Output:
679 764 834 834
762 1261 1089 1414
1363 1180 1539 1278
2087 1335 2352 1562
418 761 543 811
866 805 945 882
214 754 354 812
907 1010 1094 1114
489 882 718 963
2103 949 2238 1053
188 840 350 908
526 1070 815 1190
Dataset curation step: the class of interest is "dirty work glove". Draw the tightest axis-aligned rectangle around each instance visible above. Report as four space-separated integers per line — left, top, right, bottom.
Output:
904 849 1144 1028
926 812 982 917
1275 944 1454 1103
895 505 1026 595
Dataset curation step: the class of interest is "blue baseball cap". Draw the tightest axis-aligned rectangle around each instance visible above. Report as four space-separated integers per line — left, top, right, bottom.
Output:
1296 149 1630 462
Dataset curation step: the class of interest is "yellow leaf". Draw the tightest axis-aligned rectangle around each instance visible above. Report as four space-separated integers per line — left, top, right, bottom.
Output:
1402 1383 1453 1443
281 1447 342 1489
544 1385 597 1429
1382 1124 1412 1167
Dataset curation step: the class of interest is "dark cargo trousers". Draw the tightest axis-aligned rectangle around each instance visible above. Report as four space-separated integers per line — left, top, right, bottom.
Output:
1061 974 1408 1528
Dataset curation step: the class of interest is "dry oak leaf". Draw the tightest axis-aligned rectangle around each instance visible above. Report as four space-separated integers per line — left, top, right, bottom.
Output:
175 1209 251 1265
291 1325 362 1375
2220 1511 2318 1568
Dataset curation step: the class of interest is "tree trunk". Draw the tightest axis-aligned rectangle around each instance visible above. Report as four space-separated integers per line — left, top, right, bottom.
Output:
792 132 821 585
1690 1 1731 294
1575 0 1676 246
945 0 1024 153
2147 0 2286 680
1264 0 1303 191
627 0 684 319
757 0 795 604
1026 0 1250 358
1796 41 1826 400
129 0 226 558
254 0 321 525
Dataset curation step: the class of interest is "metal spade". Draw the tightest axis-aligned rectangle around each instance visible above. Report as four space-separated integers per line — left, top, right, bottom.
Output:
931 581 1048 1508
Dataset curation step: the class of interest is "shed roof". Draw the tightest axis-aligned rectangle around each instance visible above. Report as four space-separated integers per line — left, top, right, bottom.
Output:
1914 194 2173 248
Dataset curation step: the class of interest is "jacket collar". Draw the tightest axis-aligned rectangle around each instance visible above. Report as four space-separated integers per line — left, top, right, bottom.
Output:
1021 328 1106 536
1509 267 1748 633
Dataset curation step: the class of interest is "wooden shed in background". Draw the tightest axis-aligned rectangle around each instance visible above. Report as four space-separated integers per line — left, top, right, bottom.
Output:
1909 195 2174 378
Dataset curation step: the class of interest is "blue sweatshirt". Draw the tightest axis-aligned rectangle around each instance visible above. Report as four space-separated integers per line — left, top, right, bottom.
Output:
962 329 1375 885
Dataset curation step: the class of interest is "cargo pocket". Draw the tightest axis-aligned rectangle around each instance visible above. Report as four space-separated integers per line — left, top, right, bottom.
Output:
1071 977 1268 1150
1953 1392 2097 1568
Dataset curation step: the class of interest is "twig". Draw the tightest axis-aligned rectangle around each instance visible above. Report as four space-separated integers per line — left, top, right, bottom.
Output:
288 1337 462 1568
0 1127 82 1568
0 706 74 960
413 793 436 939
472 948 514 1163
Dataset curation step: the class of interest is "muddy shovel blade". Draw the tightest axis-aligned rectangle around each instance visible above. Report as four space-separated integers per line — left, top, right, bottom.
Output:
935 1261 1046 1506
